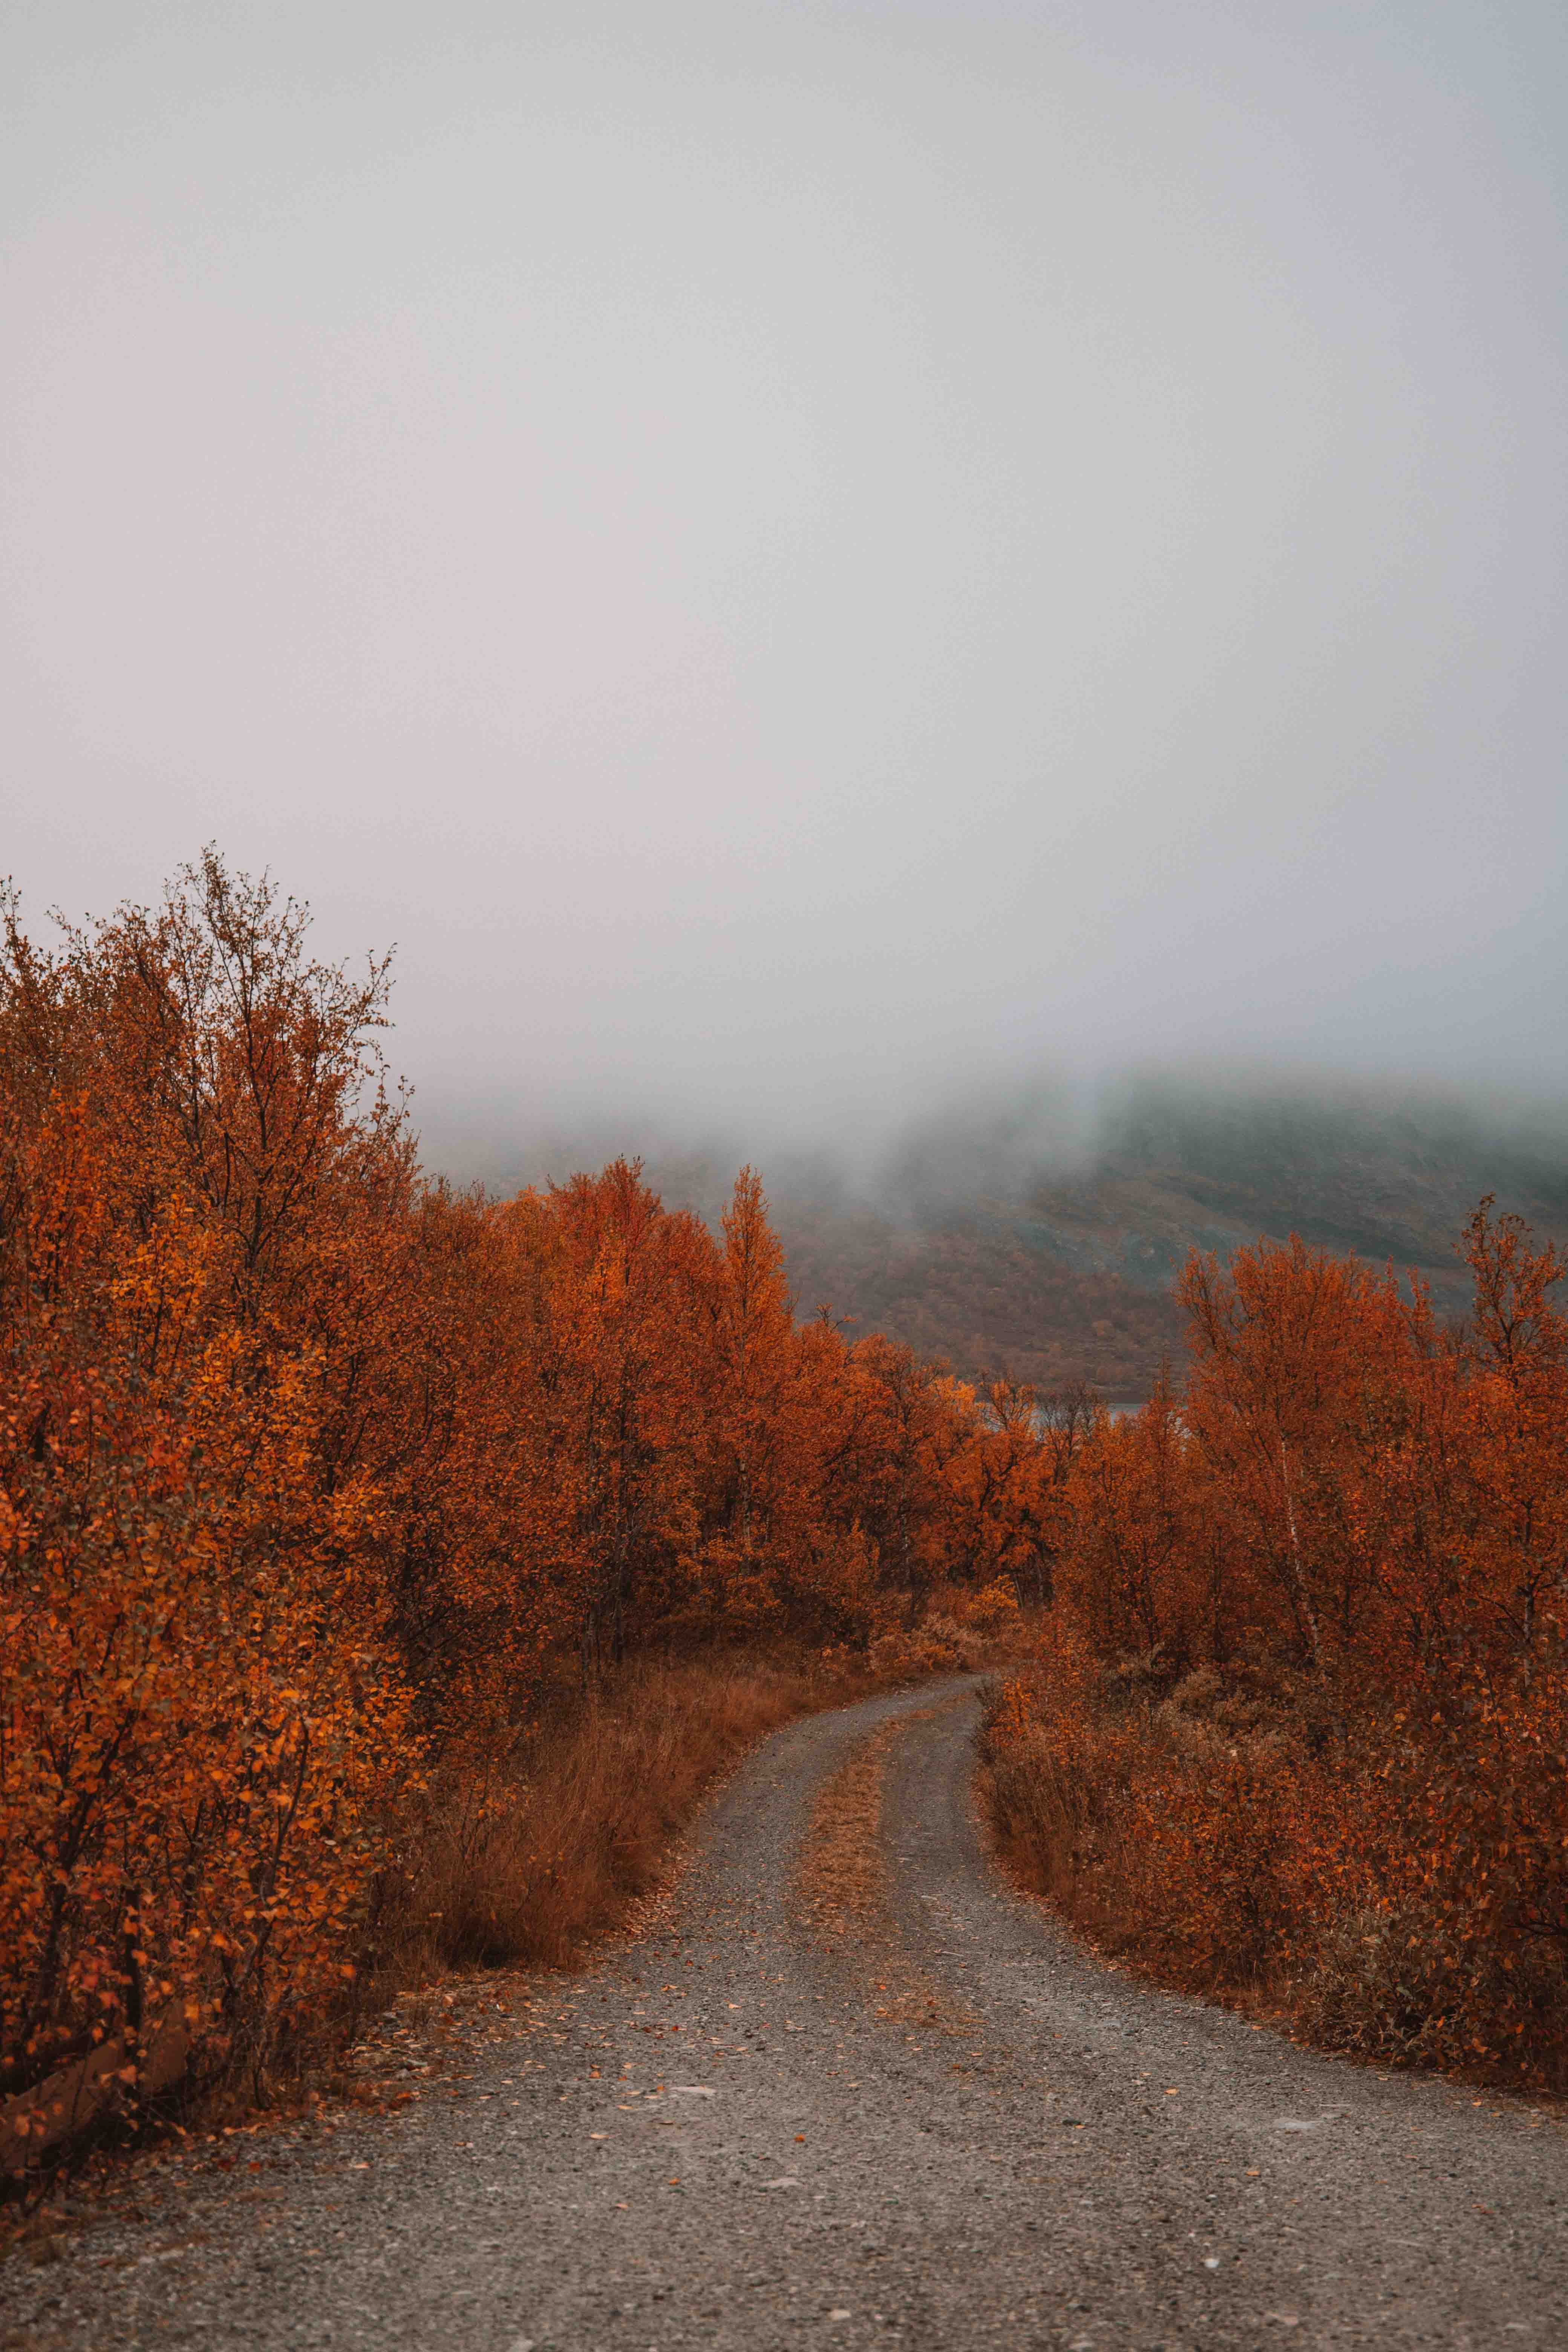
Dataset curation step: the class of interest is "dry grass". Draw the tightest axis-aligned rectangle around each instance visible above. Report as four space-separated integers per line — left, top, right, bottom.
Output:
799 1719 901 1943
796 1705 973 2040
377 1650 877 1982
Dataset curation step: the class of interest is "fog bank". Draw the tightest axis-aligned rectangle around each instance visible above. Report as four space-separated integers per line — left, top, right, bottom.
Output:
5 2 1565 1147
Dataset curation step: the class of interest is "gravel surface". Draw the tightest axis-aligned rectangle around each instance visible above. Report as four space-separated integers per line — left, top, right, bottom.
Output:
6 1675 1566 2350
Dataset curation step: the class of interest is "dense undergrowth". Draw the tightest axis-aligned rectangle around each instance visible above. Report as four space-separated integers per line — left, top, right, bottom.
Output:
1 856 1047 2180
983 1209 1568 2092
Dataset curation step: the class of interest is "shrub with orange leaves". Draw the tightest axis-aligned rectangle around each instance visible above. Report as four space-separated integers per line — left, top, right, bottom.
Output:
0 863 416 2121
986 1207 1568 2087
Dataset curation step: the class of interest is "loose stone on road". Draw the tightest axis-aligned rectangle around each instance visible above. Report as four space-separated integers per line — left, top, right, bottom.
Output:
7 1676 1565 2349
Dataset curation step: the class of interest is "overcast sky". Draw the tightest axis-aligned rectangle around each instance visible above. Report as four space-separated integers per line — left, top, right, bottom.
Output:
3 1 1565 1168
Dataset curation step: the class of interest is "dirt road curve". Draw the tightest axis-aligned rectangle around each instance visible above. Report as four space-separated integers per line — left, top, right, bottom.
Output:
8 1677 1566 2350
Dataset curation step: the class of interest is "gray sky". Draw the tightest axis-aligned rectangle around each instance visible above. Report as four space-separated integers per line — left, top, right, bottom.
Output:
4 1 1565 1168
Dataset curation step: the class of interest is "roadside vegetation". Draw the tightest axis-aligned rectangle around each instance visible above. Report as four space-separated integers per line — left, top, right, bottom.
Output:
984 1207 1568 2091
10 848 1562 2199
0 855 1043 2185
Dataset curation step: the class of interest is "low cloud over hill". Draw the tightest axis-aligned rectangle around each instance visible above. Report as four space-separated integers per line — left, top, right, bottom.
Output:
445 1070 1568 1402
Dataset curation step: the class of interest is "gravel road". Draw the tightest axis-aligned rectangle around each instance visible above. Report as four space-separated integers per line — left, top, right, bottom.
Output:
7 1675 1566 2350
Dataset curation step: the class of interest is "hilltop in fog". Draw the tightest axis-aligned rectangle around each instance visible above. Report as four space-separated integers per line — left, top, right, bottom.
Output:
455 1070 1568 1400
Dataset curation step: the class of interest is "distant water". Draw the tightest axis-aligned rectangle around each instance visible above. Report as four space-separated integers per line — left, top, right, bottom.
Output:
1029 1398 1143 1432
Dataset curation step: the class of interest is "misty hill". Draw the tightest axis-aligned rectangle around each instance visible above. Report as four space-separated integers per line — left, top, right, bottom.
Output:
1021 1074 1568 1298
467 1075 1568 1402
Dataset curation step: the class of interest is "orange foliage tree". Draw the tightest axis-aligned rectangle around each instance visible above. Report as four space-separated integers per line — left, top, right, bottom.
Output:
1001 1206 1568 2085
2 853 1046 2129
0 859 416 2116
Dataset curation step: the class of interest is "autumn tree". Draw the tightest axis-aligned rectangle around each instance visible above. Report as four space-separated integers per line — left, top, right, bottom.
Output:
1 850 1045 2138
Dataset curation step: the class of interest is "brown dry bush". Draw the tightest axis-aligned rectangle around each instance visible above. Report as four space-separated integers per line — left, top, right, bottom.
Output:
987 1653 1568 2082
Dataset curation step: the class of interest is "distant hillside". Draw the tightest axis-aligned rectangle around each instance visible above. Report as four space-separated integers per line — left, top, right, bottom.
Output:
770 1188 1185 1401
1021 1077 1568 1315
458 1076 1568 1402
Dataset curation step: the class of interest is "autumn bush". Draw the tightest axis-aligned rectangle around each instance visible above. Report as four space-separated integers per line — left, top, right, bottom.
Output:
984 1210 1568 2089
1 856 1048 2167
